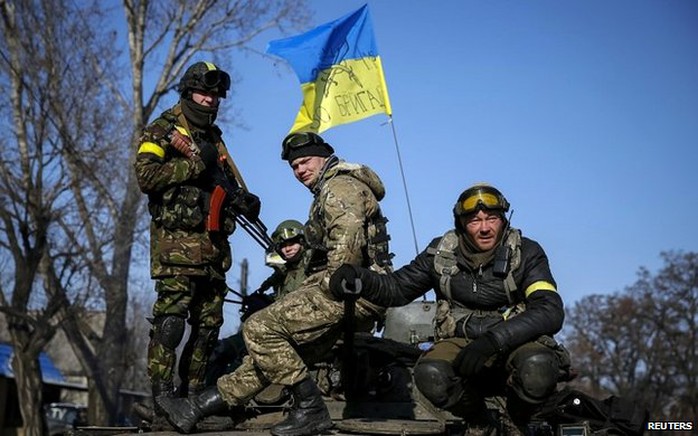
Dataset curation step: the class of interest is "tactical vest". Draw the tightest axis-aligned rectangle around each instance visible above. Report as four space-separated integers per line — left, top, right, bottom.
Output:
305 208 393 275
428 228 522 305
428 229 523 340
147 108 238 234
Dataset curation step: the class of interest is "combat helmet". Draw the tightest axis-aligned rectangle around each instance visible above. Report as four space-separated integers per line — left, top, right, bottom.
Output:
177 61 231 98
272 219 305 244
453 183 510 230
281 132 334 162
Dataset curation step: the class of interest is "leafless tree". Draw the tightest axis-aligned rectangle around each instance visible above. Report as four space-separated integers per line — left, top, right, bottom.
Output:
564 251 698 423
1 0 308 429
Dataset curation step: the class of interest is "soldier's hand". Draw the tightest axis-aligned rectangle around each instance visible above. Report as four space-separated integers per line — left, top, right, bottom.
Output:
453 332 500 378
198 141 220 170
231 190 261 222
170 130 196 158
329 264 362 301
240 291 274 322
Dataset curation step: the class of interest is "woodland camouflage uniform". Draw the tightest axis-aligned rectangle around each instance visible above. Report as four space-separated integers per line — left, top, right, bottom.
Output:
134 62 247 418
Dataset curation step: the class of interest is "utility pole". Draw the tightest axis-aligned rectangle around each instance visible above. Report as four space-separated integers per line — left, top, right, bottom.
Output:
240 258 249 296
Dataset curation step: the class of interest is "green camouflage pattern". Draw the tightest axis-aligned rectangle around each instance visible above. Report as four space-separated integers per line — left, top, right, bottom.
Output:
147 276 227 391
215 160 389 405
136 103 235 396
134 104 233 280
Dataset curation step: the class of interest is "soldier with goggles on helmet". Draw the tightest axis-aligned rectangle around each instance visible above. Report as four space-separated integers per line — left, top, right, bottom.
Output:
134 61 261 430
329 183 573 433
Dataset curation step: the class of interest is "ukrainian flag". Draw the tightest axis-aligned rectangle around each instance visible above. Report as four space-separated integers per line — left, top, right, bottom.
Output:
267 4 392 133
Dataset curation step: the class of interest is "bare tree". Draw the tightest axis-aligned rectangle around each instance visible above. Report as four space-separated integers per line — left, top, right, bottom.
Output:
2 0 308 429
564 251 698 423
0 0 122 432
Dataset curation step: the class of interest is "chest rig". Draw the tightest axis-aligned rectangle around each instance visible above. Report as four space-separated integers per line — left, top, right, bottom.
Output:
428 229 523 340
429 229 522 305
304 173 393 275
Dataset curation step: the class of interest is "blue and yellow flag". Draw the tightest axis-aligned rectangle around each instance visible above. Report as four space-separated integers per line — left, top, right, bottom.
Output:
267 4 392 133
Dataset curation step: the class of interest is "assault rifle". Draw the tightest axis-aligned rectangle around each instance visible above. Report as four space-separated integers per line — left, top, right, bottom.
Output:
207 179 273 252
200 141 272 251
169 129 273 251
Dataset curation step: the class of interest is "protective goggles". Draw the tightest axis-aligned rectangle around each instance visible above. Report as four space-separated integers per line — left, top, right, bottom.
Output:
281 132 325 160
272 227 303 243
454 186 510 216
201 69 231 92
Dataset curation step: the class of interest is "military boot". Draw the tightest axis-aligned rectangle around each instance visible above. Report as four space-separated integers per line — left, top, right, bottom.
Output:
150 380 175 431
158 386 227 434
270 378 333 436
187 385 236 431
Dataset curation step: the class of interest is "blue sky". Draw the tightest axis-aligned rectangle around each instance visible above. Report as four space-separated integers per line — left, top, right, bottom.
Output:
160 1 698 335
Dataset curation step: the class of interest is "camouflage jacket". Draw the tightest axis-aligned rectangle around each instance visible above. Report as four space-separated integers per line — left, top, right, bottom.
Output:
305 160 392 293
257 250 310 299
133 103 233 280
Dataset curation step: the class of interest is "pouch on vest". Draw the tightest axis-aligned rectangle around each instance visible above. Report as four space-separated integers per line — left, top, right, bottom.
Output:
365 212 393 271
159 185 205 230
433 300 457 340
159 232 217 267
533 387 649 436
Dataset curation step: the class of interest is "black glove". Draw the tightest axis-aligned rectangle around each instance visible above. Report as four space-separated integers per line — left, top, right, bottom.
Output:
452 332 500 378
198 140 219 169
329 264 362 301
231 190 261 222
240 291 274 322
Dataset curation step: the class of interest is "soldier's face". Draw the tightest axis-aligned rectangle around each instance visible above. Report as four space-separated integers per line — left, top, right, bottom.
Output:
461 210 504 251
280 241 302 261
290 156 327 188
191 90 220 107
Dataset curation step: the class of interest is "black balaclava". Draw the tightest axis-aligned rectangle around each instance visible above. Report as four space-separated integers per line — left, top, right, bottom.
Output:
181 97 219 129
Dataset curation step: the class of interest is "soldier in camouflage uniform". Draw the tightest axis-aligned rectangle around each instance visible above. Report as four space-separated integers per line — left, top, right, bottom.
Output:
134 61 260 427
256 219 309 300
205 219 309 383
159 132 393 436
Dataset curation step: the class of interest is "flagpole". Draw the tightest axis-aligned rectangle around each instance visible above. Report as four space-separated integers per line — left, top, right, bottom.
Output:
386 116 420 256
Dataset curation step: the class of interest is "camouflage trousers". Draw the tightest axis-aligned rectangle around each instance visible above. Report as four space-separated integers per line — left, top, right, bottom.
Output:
216 275 383 406
147 275 227 394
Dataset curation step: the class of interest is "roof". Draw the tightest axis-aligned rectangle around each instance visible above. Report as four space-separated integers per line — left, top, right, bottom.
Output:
0 342 66 384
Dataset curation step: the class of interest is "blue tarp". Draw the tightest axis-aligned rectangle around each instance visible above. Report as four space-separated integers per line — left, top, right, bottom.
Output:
0 343 66 384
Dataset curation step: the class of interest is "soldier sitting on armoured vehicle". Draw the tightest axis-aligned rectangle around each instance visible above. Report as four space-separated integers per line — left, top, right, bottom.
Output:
330 183 573 434
157 132 393 436
205 219 309 384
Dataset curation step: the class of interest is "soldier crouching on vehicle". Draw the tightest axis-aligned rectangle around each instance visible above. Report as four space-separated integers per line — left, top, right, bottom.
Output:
330 184 573 434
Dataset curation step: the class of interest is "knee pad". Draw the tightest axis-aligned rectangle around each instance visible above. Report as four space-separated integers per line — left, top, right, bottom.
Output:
189 326 219 355
413 359 463 409
152 315 185 351
510 349 559 404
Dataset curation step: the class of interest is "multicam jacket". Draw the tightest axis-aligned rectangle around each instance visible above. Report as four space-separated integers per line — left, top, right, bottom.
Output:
304 160 393 293
257 250 310 300
134 103 233 280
